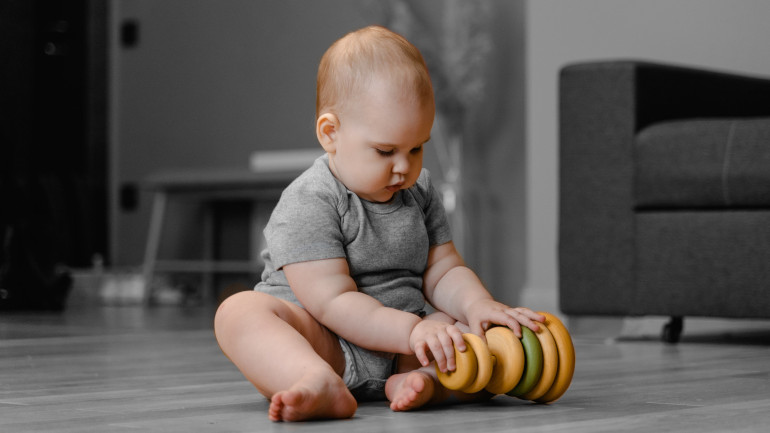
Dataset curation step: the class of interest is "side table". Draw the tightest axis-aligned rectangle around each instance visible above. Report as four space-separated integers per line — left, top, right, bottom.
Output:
141 168 300 304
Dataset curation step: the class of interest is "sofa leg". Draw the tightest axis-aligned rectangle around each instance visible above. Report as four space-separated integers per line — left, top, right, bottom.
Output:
661 316 684 344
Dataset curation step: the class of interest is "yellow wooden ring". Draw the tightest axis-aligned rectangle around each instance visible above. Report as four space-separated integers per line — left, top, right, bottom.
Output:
436 334 477 391
484 327 525 394
535 312 576 403
520 321 558 401
460 333 493 394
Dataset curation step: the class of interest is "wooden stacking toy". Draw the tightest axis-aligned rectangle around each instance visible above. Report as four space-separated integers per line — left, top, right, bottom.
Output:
435 312 575 403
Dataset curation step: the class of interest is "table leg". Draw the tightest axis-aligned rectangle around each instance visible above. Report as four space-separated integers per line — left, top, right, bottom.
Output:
142 191 167 305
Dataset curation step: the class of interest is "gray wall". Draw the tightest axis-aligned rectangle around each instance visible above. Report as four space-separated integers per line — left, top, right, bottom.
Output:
109 0 527 305
110 0 367 269
523 0 770 311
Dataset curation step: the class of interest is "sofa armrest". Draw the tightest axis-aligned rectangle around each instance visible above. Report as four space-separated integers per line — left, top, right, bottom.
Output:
558 60 770 316
559 62 638 315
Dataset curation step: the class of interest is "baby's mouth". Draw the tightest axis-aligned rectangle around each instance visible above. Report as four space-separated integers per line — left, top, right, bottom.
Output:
386 183 404 193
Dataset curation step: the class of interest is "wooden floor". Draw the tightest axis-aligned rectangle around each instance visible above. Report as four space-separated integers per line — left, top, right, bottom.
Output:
2 303 770 432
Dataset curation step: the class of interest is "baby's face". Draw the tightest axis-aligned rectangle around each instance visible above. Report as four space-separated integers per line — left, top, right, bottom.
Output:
326 78 434 203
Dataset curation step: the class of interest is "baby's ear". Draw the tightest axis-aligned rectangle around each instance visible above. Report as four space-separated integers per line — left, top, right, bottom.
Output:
316 113 339 153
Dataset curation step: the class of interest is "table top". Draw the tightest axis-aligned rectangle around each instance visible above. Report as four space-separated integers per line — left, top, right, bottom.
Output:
141 168 304 192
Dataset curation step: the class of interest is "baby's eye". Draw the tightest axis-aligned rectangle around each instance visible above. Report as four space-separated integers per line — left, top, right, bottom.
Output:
410 146 423 155
376 148 394 156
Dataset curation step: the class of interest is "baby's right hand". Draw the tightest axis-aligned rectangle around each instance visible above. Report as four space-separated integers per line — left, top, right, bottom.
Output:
409 319 466 373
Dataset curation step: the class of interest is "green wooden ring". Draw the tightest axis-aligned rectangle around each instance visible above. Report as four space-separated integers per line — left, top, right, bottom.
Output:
507 327 543 397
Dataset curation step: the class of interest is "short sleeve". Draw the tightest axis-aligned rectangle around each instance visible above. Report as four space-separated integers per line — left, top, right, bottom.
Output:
264 176 347 270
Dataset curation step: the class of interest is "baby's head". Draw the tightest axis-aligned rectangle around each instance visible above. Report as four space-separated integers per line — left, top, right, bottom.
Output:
316 25 434 120
315 26 435 204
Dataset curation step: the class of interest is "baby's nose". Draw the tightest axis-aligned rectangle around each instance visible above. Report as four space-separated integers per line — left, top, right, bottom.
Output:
393 155 410 174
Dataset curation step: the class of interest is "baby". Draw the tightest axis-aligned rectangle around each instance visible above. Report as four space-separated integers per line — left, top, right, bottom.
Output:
214 25 543 422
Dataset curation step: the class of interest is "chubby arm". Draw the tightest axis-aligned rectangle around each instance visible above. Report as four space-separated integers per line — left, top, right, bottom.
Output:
284 258 418 354
283 258 464 370
423 241 543 337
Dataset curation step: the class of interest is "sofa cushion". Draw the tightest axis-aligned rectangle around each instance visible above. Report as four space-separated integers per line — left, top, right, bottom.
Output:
634 117 770 208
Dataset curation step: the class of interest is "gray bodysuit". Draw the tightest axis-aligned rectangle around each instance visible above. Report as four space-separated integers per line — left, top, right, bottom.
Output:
255 154 451 400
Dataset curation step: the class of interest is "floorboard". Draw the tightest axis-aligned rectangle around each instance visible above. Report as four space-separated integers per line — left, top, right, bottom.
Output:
1 304 769 432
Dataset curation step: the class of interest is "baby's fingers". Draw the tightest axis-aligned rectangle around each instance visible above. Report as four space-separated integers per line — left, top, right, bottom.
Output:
414 342 431 369
442 326 466 372
501 308 545 337
432 325 467 373
429 334 453 373
449 325 466 353
515 308 546 332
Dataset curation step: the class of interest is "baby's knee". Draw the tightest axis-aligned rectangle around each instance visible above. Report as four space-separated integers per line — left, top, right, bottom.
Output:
215 291 275 332
216 290 249 319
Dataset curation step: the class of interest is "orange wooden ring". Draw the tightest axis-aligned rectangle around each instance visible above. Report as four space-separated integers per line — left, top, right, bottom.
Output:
485 327 525 394
436 334 478 391
535 312 576 403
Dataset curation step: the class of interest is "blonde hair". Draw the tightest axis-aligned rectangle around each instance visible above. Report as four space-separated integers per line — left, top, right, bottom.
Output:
316 26 434 119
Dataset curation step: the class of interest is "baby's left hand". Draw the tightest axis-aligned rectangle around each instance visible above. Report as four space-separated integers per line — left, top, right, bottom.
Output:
465 299 544 338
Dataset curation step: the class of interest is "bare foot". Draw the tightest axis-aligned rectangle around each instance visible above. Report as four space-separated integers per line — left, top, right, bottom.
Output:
385 370 440 411
268 370 356 422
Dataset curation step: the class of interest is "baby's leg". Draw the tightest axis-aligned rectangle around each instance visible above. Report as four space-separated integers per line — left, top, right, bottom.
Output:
214 291 356 421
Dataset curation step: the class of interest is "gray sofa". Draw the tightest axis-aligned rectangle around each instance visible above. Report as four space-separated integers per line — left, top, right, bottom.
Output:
558 60 770 342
